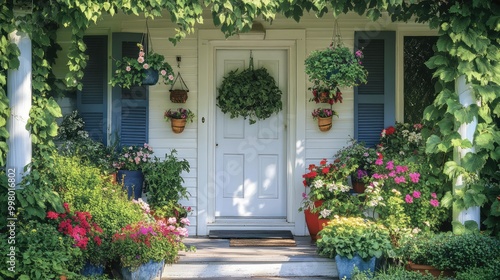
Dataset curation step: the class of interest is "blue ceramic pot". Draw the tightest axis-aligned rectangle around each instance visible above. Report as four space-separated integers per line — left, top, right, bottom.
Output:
81 261 105 276
121 260 164 280
117 170 144 199
142 68 159 85
335 254 376 279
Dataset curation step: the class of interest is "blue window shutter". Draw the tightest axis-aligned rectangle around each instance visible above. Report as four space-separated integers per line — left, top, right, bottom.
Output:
354 31 395 147
111 33 149 147
77 35 108 144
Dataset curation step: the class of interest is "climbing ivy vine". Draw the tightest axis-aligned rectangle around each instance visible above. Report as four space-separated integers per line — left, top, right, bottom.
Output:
1 0 499 219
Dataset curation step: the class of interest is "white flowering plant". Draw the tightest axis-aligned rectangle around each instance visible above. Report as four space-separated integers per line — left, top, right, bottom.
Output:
377 122 424 161
110 43 174 89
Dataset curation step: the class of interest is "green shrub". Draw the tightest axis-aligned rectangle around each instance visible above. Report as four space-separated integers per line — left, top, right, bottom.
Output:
455 260 500 280
402 232 500 272
0 221 83 279
352 265 437 280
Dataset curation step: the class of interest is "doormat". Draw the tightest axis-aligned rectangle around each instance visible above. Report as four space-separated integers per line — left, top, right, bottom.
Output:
209 230 294 239
229 238 296 247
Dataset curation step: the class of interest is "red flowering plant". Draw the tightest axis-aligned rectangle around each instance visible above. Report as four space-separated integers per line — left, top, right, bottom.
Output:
111 220 193 271
46 202 106 266
309 82 343 105
299 159 363 219
368 158 447 232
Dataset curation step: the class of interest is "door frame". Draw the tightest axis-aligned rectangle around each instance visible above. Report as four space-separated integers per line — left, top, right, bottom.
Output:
197 29 307 235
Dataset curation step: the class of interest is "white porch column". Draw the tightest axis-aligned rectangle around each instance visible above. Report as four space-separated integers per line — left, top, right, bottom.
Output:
452 75 480 228
6 30 32 187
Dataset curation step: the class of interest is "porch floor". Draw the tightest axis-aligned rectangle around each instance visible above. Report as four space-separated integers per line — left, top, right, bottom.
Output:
160 236 338 279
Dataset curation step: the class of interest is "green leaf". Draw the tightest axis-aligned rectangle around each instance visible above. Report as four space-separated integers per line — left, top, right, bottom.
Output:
425 135 441 153
461 152 486 172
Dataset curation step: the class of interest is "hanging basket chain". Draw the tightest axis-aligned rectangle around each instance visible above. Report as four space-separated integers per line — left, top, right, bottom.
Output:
169 72 189 92
331 19 343 48
141 18 154 53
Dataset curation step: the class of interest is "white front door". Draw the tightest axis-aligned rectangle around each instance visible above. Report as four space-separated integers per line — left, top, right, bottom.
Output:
215 49 288 219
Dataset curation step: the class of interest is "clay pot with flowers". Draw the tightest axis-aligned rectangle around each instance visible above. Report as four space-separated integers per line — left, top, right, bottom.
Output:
164 108 195 134
311 108 338 132
110 43 175 88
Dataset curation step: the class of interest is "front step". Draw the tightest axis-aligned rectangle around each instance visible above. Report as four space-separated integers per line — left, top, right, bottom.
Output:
161 237 338 279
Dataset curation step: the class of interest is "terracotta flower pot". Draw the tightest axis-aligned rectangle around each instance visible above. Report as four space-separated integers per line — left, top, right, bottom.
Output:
317 116 333 132
304 200 330 241
171 118 187 134
405 262 455 278
352 181 366 193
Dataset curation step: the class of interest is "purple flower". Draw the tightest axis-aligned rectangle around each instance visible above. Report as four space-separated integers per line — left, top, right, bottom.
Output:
355 50 363 58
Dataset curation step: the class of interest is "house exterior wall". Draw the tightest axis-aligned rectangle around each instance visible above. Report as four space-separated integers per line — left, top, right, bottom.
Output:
53 11 434 236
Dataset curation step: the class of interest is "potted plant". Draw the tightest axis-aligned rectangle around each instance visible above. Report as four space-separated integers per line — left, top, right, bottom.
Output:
299 158 363 240
164 108 195 133
305 42 368 96
311 108 338 132
113 143 155 199
111 220 191 280
317 216 393 279
216 65 282 124
332 139 379 193
110 43 175 88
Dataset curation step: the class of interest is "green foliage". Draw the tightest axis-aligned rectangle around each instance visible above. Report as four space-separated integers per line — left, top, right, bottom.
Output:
305 43 368 89
317 216 393 261
216 66 282 124
0 221 83 279
143 150 190 209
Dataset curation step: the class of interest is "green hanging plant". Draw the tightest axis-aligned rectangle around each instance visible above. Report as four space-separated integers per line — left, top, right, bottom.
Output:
216 60 283 124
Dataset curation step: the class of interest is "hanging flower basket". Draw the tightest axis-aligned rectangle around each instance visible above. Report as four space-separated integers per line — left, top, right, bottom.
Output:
312 108 338 132
318 116 333 132
171 118 187 134
142 68 160 86
164 108 195 134
169 72 189 103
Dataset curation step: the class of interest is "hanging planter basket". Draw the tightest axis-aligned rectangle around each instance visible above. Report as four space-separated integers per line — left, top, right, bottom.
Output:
169 72 189 103
142 68 160 86
171 118 187 134
318 116 333 132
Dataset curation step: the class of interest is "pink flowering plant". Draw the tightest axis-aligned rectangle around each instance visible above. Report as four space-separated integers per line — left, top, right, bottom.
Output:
46 202 106 265
113 143 154 171
368 158 446 231
111 220 192 270
110 43 174 88
311 108 338 120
